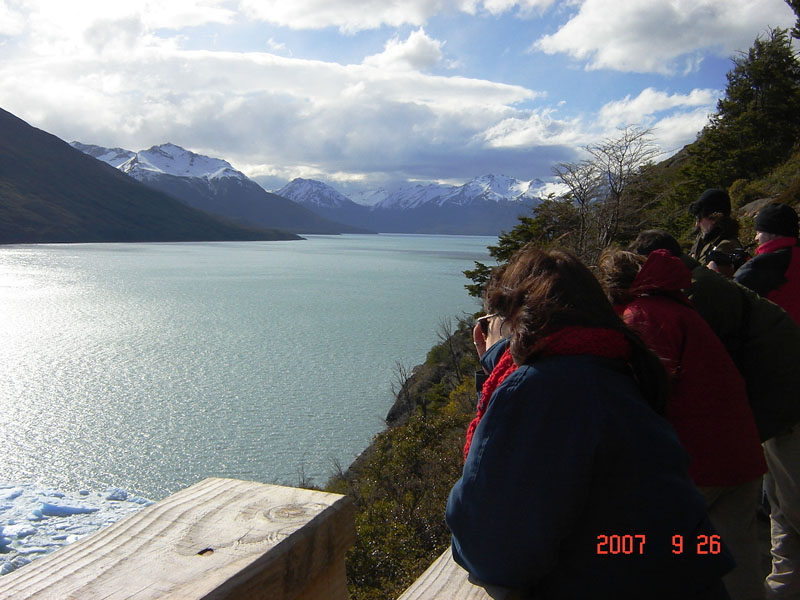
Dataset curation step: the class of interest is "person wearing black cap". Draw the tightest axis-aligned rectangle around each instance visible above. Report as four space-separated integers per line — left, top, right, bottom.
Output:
735 202 800 598
736 202 800 320
689 188 746 277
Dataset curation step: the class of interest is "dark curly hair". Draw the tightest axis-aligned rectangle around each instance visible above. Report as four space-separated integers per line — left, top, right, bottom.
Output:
484 244 667 415
596 248 646 306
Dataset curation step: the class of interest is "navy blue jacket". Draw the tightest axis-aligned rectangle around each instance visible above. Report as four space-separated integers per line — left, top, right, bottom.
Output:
446 353 733 599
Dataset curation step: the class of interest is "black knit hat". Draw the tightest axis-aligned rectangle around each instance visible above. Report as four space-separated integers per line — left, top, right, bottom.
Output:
755 203 799 238
689 188 731 218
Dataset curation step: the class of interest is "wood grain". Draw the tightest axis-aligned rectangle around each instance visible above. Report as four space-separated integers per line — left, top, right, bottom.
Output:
397 548 522 600
0 478 355 600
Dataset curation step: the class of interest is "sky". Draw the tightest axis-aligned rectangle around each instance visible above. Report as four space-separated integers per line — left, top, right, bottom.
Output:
0 0 796 195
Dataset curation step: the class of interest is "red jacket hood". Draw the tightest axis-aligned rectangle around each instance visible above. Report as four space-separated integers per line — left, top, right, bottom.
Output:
631 249 692 297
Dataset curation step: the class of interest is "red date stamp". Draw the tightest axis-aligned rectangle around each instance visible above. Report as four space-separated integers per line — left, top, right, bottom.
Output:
596 534 646 554
596 534 722 555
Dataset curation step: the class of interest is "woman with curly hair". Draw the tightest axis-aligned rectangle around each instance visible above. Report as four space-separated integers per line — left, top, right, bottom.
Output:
446 244 733 599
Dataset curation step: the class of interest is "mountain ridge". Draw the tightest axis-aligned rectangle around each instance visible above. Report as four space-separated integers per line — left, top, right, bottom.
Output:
75 141 550 236
278 175 546 235
284 174 548 210
73 143 371 235
0 108 299 244
119 143 247 182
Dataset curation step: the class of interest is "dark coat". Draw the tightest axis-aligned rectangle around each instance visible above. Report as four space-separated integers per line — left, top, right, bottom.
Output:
446 351 733 598
690 216 742 266
617 251 765 486
683 254 800 440
735 236 800 324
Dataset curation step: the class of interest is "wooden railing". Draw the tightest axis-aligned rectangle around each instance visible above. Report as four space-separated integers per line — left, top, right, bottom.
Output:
0 478 355 600
0 476 523 599
397 547 521 600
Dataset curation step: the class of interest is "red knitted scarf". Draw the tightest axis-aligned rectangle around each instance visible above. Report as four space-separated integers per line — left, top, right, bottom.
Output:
462 326 631 461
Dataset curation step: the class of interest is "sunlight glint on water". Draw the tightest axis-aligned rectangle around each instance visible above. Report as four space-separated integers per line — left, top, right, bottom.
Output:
0 235 492 499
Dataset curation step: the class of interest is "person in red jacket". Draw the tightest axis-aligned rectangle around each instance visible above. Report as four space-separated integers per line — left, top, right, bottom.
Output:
735 202 800 322
735 202 800 598
448 246 734 599
599 248 767 600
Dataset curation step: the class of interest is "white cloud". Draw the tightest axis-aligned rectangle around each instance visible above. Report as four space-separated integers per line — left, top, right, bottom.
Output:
481 109 586 148
482 0 556 15
535 0 796 74
481 86 720 159
0 36 540 182
597 87 719 129
266 38 288 53
83 17 149 55
0 1 25 36
0 0 774 186
10 0 234 57
238 0 436 32
594 87 721 154
363 28 445 71
237 0 554 32
650 107 713 153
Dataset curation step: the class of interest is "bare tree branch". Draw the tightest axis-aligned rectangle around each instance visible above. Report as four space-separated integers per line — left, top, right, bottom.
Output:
436 316 463 380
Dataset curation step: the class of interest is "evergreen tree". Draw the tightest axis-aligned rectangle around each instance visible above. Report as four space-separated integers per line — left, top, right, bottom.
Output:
786 0 800 38
463 199 579 297
684 28 800 189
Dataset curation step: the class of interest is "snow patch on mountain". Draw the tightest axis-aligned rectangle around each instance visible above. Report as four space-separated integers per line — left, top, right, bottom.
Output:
457 174 539 202
70 142 135 168
276 178 355 208
72 142 247 182
348 189 387 206
281 174 550 211
74 140 555 214
443 174 547 206
371 174 546 209
371 182 451 210
119 144 246 181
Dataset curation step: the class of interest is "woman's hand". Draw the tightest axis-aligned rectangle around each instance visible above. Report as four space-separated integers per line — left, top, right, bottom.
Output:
473 321 488 358
474 315 505 359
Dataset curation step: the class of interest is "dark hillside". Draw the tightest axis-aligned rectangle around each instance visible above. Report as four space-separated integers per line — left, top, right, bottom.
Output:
0 108 299 243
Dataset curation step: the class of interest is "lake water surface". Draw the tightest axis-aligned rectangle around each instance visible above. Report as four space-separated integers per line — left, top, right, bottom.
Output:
0 235 492 499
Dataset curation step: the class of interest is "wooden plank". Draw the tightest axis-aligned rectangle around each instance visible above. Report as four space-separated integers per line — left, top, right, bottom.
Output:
0 478 355 600
397 548 522 600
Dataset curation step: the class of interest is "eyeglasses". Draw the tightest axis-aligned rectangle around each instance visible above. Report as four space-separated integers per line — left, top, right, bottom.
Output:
477 313 499 335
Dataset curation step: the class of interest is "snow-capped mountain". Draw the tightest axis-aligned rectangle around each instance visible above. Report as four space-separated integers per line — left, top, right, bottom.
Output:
279 174 545 236
370 175 546 210
276 178 372 231
118 143 247 182
348 188 389 207
72 142 367 234
73 139 546 235
276 178 358 209
445 174 545 206
1 109 296 244
71 142 135 168
371 182 452 210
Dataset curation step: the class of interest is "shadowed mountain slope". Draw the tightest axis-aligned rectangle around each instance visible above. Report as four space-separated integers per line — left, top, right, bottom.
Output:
0 108 299 244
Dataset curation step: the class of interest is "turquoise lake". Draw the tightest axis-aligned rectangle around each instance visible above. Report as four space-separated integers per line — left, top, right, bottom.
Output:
0 234 493 499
